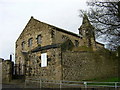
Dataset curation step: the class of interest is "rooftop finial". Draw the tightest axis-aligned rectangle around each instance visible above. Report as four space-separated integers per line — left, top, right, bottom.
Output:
31 16 34 19
82 14 90 25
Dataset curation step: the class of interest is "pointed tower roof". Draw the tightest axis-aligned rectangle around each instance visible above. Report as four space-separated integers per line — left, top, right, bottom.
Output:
79 14 94 31
78 14 95 36
82 14 90 25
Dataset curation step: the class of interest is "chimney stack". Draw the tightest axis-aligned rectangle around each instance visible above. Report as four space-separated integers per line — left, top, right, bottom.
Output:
10 54 12 61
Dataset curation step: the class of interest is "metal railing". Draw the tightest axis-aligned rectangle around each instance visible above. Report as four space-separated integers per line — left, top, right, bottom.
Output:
25 78 120 89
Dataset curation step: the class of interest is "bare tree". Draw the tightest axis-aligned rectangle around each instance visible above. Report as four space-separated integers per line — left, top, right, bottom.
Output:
85 0 120 50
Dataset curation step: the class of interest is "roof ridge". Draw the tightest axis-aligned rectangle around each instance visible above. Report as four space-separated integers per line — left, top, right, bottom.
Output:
33 17 82 38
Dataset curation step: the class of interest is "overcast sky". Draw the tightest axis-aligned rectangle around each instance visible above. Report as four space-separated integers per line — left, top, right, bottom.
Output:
0 0 88 61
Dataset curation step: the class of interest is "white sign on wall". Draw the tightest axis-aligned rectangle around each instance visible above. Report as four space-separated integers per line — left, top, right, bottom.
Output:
41 53 47 67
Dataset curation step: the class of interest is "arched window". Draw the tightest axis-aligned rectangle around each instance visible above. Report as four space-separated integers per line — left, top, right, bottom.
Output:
21 41 25 50
51 30 55 38
37 35 42 44
28 38 32 47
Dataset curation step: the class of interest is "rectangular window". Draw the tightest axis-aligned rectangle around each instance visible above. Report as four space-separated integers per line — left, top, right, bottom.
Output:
41 53 47 67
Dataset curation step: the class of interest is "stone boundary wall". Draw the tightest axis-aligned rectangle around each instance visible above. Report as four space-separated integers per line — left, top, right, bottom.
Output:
62 51 118 81
2 60 14 83
25 48 62 81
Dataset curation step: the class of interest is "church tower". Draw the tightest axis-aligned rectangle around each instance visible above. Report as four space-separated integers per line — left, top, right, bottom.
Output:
78 14 96 48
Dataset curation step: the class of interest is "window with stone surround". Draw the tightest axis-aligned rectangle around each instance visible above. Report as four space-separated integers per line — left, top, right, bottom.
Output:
21 41 25 50
28 38 33 47
37 35 42 44
51 30 55 38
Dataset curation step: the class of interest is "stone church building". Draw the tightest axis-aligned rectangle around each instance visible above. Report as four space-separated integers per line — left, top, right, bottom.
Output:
15 15 118 81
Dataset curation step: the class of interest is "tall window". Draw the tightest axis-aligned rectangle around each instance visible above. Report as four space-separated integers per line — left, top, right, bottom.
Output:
37 35 42 44
28 38 32 47
41 53 47 67
21 41 25 50
51 30 55 38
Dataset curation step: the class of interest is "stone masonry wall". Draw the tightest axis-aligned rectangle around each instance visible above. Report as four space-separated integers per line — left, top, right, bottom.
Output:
25 48 62 80
15 17 52 75
51 28 83 46
15 17 82 75
62 50 118 81
2 60 14 82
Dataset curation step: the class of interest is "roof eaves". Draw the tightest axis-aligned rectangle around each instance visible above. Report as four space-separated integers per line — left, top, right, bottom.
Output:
31 44 61 53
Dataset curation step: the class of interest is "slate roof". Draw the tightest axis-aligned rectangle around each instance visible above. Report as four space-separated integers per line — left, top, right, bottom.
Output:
33 17 82 38
31 44 61 53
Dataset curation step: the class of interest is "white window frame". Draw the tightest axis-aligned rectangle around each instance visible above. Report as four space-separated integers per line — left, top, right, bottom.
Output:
28 38 32 47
